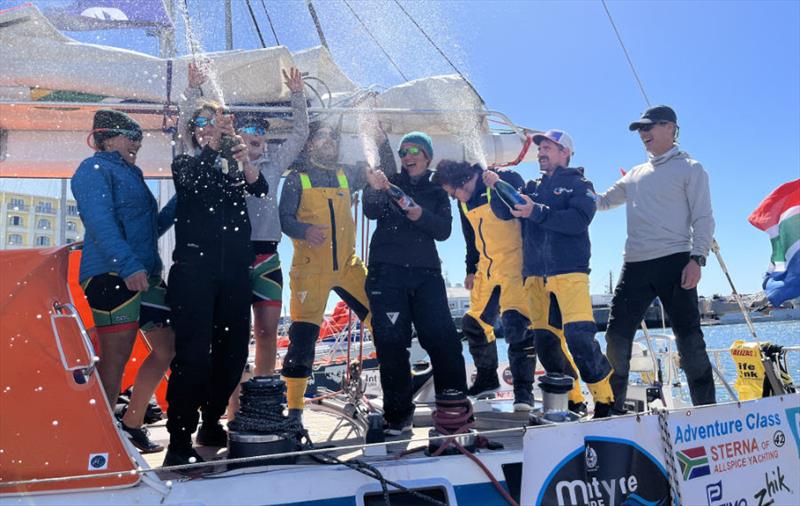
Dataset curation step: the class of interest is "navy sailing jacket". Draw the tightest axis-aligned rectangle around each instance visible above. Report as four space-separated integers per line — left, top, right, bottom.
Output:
492 166 596 278
72 151 176 282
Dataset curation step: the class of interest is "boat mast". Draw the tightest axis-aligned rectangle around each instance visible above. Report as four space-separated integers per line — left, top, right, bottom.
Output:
306 0 329 49
224 0 233 50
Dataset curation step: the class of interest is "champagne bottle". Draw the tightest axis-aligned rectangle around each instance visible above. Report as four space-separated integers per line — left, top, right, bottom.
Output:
493 178 526 208
219 134 243 177
386 183 416 209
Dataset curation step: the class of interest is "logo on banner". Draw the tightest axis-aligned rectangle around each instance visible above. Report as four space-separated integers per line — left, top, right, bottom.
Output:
584 445 598 472
708 437 780 474
785 407 800 458
706 480 748 506
676 446 711 480
753 465 792 506
537 437 669 506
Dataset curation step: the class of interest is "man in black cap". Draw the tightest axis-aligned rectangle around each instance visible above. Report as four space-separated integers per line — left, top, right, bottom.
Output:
595 105 716 411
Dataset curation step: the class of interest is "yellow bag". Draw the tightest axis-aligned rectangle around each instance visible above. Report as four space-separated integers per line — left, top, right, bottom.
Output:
730 340 767 401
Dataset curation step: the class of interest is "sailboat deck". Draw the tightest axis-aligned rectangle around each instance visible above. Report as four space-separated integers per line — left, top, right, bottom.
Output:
139 406 528 477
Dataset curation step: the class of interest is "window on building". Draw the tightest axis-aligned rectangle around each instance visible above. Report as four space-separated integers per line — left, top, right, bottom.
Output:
66 221 77 232
67 204 79 216
37 219 51 230
66 238 75 244
8 198 25 210
7 234 23 245
36 202 54 213
7 216 23 227
35 236 50 246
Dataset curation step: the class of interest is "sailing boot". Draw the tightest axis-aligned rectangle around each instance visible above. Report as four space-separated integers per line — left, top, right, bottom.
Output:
467 367 501 398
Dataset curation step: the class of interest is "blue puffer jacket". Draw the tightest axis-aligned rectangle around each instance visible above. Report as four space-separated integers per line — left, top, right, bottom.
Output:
71 151 176 282
493 166 595 277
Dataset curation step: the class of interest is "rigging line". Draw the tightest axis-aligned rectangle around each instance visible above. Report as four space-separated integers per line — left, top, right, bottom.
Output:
245 0 268 48
340 0 409 82
600 0 651 107
392 0 484 104
259 0 281 45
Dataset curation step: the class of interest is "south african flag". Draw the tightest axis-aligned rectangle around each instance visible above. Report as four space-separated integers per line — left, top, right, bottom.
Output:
748 179 800 306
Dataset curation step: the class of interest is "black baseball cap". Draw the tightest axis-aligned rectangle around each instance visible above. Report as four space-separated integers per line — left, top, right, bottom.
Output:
628 105 678 131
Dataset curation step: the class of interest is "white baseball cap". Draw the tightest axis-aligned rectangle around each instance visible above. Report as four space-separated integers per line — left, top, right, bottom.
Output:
533 129 575 155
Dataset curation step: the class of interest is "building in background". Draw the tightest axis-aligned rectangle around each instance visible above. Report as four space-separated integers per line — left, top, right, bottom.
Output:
0 191 83 249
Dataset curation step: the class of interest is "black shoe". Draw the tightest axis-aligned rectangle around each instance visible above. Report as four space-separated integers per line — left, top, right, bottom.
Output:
163 447 205 467
196 423 228 447
467 369 501 398
383 415 413 437
512 388 534 412
120 423 164 454
568 401 588 416
592 402 613 419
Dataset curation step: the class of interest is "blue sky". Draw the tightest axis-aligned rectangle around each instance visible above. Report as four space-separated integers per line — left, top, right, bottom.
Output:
6 0 799 299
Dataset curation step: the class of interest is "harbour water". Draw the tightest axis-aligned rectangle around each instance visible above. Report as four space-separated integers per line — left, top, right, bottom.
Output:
485 319 799 402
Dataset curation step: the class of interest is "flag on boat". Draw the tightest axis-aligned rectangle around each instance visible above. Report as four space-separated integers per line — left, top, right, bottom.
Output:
43 0 173 31
747 179 800 306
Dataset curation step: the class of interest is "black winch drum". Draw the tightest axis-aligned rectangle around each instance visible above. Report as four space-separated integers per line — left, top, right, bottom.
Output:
227 431 296 468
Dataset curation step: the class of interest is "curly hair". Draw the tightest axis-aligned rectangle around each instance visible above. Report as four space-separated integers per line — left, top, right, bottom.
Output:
432 159 482 188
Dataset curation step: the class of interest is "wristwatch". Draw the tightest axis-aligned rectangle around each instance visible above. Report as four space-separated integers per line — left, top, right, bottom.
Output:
690 255 706 267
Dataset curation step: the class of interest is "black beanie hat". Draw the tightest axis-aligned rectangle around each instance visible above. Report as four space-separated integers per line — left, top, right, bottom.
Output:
92 109 141 145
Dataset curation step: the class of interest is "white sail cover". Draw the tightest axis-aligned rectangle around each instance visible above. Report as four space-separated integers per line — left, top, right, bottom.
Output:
0 4 535 178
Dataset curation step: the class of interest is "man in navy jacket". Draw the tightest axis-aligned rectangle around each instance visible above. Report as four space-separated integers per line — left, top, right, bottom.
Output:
485 129 615 417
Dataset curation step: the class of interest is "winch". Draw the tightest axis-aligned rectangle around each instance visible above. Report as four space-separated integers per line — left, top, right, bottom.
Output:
427 389 477 456
227 375 302 468
529 373 582 424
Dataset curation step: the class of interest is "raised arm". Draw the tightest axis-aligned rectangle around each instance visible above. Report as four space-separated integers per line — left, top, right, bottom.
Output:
266 68 309 174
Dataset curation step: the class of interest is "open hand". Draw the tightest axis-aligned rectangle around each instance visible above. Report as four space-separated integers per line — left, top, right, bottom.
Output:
283 67 304 93
188 61 209 88
681 259 702 290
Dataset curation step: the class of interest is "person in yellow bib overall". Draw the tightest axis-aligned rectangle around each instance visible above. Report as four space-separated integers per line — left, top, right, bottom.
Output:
278 122 395 423
485 129 615 418
434 160 586 412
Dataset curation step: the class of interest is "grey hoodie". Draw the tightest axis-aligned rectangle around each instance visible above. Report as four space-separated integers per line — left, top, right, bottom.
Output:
596 145 715 263
247 91 309 242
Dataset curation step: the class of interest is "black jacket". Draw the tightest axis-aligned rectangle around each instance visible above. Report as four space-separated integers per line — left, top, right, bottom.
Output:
171 145 269 268
363 169 451 270
493 166 595 277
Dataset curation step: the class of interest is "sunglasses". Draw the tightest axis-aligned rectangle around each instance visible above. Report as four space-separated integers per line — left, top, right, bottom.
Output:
398 146 422 158
637 121 669 132
194 116 216 128
239 125 267 136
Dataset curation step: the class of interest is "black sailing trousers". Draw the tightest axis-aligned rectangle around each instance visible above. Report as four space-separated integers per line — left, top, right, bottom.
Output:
605 252 716 410
165 260 252 450
366 263 468 424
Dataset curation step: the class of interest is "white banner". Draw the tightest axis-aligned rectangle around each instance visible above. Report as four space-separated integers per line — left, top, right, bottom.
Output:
520 414 670 506
668 394 800 506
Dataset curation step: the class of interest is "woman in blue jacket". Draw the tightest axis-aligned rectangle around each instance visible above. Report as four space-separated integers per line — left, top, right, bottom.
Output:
71 109 176 453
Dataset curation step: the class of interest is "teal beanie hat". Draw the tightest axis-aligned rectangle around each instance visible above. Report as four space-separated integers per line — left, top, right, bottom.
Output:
399 131 433 160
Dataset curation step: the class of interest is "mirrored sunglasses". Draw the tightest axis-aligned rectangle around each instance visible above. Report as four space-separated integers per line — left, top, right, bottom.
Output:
239 125 267 136
398 146 422 158
194 116 216 128
95 128 142 142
